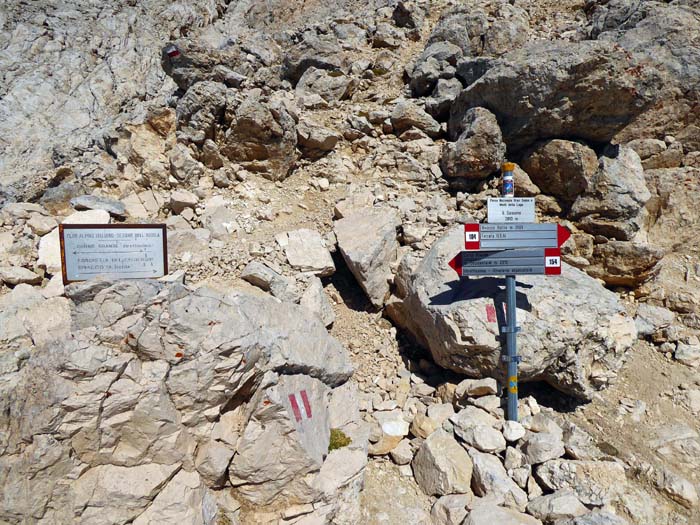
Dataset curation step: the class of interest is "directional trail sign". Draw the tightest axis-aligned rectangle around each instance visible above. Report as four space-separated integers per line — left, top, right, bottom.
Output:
449 247 562 277
464 223 570 251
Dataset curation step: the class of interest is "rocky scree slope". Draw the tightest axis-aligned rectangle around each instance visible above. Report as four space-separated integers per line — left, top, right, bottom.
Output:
2 0 700 524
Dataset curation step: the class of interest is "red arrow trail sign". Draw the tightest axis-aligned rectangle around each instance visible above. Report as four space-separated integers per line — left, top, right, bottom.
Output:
464 223 570 251
449 247 562 277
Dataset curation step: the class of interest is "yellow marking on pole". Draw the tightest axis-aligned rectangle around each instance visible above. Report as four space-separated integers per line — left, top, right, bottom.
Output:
508 375 518 394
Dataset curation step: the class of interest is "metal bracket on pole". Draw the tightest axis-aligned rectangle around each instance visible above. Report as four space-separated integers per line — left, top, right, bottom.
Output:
500 355 522 364
500 326 521 334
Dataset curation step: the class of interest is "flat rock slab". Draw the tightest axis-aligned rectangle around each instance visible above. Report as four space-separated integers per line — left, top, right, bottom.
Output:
335 207 400 307
277 228 335 276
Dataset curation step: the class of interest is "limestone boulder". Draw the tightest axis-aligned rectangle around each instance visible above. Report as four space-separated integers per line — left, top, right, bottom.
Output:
441 107 505 180
390 226 637 400
526 490 588 522
464 505 542 525
521 140 598 208
391 99 441 138
219 89 297 181
412 429 473 496
470 449 528 511
277 229 335 277
570 146 651 241
535 459 627 506
335 208 400 308
449 40 661 152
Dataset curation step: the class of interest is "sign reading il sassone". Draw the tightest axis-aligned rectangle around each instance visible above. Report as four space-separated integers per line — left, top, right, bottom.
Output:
59 224 168 284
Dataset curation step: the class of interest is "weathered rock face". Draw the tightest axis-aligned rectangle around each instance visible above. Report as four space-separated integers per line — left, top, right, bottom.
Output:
441 107 506 180
449 40 661 151
0 280 360 524
220 89 298 180
390 226 637 400
521 140 598 209
0 0 221 204
591 2 700 149
641 167 700 325
570 146 651 241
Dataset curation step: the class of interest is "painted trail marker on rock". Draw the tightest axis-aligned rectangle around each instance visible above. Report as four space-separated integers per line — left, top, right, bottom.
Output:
449 163 570 422
59 224 168 284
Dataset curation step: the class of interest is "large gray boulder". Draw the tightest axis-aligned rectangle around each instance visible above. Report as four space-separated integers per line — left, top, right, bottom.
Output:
590 2 700 148
0 280 360 523
390 226 637 400
448 40 661 151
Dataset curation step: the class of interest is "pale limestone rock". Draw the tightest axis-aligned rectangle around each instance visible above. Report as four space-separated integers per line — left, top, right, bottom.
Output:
456 423 507 454
72 463 181 524
27 214 58 236
431 493 472 525
456 378 499 399
521 432 566 465
463 504 543 525
277 229 335 277
38 210 110 274
369 409 410 455
469 449 528 511
300 277 336 327
0 266 42 286
132 469 207 525
410 412 440 439
334 189 375 219
169 189 199 214
526 490 588 522
195 440 235 488
390 439 414 465
675 343 700 368
229 374 331 505
450 405 500 432
503 421 526 442
535 460 627 506
427 403 456 426
335 208 400 307
412 429 473 496
656 468 698 509
392 225 637 400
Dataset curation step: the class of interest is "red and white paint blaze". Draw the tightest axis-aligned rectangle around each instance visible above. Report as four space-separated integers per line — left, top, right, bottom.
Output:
288 390 313 423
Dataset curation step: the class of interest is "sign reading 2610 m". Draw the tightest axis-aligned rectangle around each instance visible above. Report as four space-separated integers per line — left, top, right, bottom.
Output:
59 224 168 284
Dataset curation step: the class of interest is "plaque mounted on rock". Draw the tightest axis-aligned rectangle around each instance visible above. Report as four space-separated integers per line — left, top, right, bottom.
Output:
59 224 168 284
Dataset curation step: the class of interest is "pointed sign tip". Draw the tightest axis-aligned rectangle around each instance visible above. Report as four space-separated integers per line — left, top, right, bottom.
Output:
448 253 462 276
557 224 571 247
